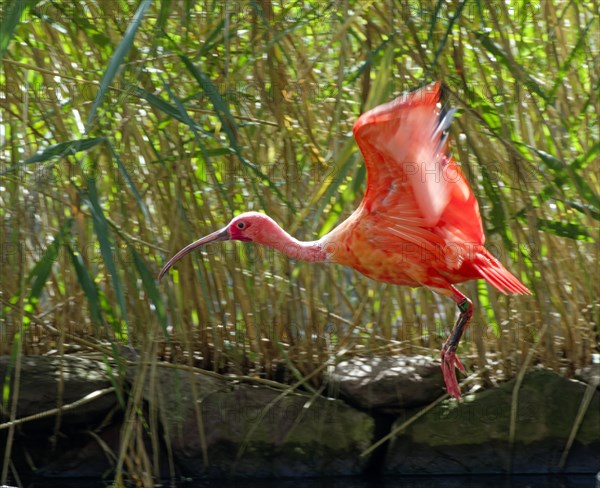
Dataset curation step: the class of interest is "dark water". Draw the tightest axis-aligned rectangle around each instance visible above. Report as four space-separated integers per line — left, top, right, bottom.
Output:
189 474 598 488
23 474 600 488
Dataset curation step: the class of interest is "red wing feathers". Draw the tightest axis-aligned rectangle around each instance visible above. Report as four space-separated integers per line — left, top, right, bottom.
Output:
353 82 485 252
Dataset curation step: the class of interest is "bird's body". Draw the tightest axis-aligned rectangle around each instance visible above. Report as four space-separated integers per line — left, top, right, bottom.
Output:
159 82 530 399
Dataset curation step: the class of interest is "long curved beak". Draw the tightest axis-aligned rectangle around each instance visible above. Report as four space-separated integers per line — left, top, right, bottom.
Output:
157 227 230 281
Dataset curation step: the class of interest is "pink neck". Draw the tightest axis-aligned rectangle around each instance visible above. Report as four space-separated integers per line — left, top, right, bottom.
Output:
257 222 328 263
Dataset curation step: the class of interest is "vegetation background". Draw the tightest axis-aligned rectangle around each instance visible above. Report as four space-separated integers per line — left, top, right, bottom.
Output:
1 0 598 483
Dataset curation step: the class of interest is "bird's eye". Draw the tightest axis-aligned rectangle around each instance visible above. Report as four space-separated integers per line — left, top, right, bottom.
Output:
237 222 245 229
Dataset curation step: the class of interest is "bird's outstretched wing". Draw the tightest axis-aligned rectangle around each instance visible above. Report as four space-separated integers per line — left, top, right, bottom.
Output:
352 82 484 254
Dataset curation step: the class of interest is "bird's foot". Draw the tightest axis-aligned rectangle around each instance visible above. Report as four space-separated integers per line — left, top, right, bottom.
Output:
440 344 465 399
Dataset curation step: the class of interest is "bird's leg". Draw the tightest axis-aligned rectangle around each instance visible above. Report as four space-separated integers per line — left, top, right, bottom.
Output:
440 286 473 399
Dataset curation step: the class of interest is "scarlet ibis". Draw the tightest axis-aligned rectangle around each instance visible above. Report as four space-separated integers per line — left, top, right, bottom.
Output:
158 82 530 399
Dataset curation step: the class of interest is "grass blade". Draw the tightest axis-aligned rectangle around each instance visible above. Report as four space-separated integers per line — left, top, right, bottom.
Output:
536 220 591 241
26 220 71 301
107 141 151 222
175 50 294 210
527 145 600 210
1 138 106 175
474 30 548 102
130 247 168 338
67 244 105 329
431 0 467 67
125 83 203 130
0 0 39 61
5 219 72 324
84 178 129 330
547 17 595 103
85 0 153 130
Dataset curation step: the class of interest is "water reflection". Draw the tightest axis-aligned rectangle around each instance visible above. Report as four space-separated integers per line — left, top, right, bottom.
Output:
24 474 599 488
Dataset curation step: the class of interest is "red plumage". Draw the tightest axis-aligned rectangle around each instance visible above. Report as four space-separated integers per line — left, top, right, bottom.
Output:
159 81 530 399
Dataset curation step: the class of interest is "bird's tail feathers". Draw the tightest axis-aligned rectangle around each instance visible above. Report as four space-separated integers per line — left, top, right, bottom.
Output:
473 248 530 295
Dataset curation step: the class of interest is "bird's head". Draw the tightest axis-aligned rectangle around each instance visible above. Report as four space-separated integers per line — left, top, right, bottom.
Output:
157 212 277 280
227 211 277 242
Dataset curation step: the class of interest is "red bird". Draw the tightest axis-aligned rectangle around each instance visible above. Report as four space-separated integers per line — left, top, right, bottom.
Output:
159 82 530 399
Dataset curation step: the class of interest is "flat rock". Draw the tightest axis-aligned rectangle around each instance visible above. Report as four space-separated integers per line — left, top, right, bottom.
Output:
328 356 445 412
385 368 600 475
0 355 117 424
137 366 374 478
0 355 120 481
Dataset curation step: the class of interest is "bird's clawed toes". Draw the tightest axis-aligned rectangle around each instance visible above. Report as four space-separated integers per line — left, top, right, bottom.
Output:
440 346 465 399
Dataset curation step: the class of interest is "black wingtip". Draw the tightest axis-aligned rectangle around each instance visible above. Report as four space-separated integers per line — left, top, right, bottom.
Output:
439 82 451 103
435 84 457 155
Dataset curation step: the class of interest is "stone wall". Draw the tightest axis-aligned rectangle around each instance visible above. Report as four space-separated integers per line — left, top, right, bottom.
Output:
1 355 598 482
